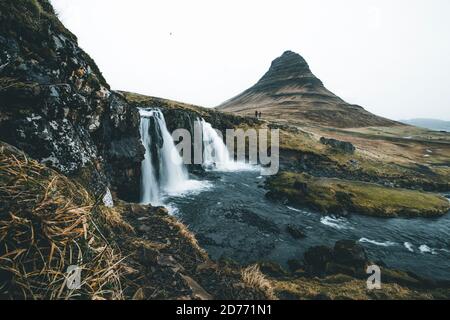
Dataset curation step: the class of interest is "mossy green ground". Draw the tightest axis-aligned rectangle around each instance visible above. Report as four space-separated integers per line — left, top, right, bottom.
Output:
270 273 449 300
266 172 450 217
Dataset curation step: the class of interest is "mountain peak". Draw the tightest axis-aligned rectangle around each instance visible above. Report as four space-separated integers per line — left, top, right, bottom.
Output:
254 50 320 92
217 50 397 128
270 51 310 72
276 50 309 67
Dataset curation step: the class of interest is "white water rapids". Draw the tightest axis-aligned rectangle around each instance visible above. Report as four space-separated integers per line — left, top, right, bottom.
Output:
199 118 255 172
139 109 252 206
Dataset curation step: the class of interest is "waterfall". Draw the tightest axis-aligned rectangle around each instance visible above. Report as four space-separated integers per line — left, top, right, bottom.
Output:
139 108 189 205
139 110 253 205
200 119 233 170
199 118 253 171
139 110 159 204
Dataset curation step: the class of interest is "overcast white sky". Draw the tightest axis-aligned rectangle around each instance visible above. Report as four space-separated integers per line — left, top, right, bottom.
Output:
51 0 450 120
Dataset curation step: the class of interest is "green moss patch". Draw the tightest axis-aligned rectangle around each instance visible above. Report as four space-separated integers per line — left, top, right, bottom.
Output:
266 172 450 217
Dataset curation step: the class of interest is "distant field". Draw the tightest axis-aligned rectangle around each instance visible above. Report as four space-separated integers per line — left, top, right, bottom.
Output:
401 119 450 132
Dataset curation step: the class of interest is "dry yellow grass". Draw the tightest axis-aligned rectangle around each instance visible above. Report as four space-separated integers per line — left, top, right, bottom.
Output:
163 216 208 260
98 205 134 233
0 143 124 299
241 264 276 300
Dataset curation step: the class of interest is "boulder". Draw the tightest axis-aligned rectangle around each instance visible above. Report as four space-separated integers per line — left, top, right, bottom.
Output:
320 137 355 154
304 245 334 276
286 224 306 239
333 240 368 269
303 240 369 277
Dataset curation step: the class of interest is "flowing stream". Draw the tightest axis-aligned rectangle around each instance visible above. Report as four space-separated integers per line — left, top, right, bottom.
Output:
167 171 450 281
139 110 450 281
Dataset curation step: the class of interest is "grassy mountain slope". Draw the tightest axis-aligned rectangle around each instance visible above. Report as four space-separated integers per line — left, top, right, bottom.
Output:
217 51 398 128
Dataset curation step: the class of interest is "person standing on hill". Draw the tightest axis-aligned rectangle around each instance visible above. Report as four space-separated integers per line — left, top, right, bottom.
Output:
255 110 258 118
259 111 262 119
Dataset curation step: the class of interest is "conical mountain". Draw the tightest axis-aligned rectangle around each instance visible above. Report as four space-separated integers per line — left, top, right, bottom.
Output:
217 51 397 128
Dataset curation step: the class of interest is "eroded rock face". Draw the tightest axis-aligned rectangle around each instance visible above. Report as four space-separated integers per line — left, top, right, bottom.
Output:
0 1 144 199
320 137 355 154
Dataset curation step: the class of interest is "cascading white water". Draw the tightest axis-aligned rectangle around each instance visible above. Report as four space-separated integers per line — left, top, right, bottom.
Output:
139 108 189 205
199 118 254 171
200 119 234 170
139 111 253 205
139 111 159 204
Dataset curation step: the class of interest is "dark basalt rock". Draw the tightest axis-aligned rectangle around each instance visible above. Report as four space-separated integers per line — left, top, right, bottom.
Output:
303 240 369 277
333 240 368 269
224 207 280 234
286 224 306 239
320 137 355 154
304 245 334 276
303 241 450 290
0 1 144 200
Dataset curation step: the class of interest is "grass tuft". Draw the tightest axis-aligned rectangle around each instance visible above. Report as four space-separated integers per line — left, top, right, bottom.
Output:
0 142 124 299
241 264 276 299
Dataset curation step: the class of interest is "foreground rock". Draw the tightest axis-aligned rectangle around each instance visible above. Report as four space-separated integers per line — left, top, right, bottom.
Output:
304 240 369 277
286 224 307 239
0 0 144 200
267 240 450 300
266 172 450 217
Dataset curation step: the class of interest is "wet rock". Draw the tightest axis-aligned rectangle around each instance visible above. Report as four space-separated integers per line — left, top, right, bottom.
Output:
287 259 304 273
333 240 368 269
259 262 287 277
224 208 280 234
304 246 334 276
320 137 355 154
303 240 369 277
286 224 306 239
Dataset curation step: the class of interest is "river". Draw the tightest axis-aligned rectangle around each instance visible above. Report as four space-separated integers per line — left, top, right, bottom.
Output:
165 169 450 281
